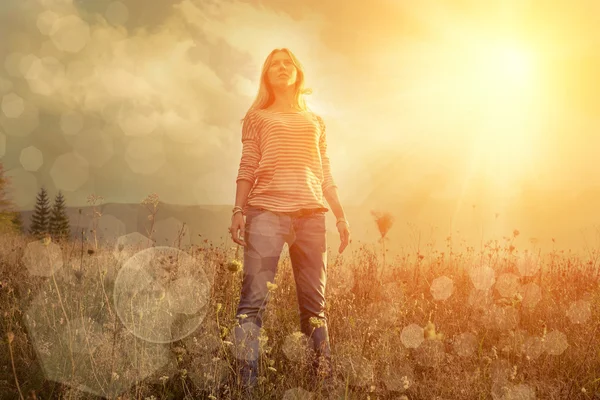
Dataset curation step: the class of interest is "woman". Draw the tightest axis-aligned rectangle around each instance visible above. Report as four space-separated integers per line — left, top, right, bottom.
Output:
228 48 351 393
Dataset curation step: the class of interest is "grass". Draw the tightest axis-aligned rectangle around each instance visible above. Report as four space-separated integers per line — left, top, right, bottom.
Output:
1 196 599 400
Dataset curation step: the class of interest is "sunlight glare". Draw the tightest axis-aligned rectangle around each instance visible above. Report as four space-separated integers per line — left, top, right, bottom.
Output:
457 39 542 208
494 45 533 88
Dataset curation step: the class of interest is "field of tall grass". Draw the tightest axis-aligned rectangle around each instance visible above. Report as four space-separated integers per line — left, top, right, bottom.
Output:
1 196 599 400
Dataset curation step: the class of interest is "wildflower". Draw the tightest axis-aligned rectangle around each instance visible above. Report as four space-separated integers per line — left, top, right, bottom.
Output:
142 193 160 207
401 375 410 390
498 298 512 306
159 375 169 384
238 314 248 320
267 366 277 373
266 281 277 292
112 372 120 380
510 365 517 380
424 321 436 340
41 234 51 246
258 329 269 348
220 326 229 339
7 331 14 344
216 303 222 313
87 194 105 205
581 387 587 393
541 325 547 342
514 292 523 302
309 317 324 329
226 259 242 272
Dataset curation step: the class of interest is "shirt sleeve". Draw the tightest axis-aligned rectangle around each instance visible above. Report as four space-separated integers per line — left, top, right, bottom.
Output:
236 111 261 184
317 115 337 193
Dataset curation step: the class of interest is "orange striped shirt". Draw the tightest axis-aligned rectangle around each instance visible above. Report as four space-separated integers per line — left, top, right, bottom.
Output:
236 108 337 214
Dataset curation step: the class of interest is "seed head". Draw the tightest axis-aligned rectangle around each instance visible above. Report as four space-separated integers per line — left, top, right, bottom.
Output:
370 210 395 239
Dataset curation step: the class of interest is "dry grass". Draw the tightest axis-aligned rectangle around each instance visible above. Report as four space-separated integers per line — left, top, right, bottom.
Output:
1 200 599 400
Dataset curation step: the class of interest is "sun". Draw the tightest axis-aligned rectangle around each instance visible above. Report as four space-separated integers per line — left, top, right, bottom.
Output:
468 41 536 101
484 44 535 102
495 46 533 87
462 41 541 188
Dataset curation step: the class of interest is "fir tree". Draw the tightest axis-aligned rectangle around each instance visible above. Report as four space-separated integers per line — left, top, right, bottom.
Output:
49 190 71 242
29 187 51 239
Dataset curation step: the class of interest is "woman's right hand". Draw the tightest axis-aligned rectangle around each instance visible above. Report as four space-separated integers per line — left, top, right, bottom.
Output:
229 212 246 246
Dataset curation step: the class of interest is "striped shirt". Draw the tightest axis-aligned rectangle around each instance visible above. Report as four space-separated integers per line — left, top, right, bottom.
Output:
236 108 337 214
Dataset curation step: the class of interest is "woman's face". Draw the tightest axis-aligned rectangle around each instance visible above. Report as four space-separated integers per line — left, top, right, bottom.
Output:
267 51 298 89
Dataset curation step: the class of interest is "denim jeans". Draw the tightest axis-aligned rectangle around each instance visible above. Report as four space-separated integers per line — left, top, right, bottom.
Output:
233 205 332 388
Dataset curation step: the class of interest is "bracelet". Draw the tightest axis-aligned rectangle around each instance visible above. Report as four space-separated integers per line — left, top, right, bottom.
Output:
232 209 243 217
336 218 349 228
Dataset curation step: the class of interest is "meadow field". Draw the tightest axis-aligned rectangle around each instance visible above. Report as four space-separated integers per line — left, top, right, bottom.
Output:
1 201 599 400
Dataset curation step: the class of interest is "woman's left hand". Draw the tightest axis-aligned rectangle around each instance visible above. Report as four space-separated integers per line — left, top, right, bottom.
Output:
337 222 351 254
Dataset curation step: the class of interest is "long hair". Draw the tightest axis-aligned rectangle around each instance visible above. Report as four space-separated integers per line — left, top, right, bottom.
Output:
240 48 312 124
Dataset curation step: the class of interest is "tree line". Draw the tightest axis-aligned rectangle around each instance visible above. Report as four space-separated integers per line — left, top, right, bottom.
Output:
0 162 71 241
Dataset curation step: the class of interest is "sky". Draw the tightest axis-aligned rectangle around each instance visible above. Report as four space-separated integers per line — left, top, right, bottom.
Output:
0 0 599 226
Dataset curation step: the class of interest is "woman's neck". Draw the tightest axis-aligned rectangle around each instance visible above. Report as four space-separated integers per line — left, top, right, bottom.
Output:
267 98 300 112
270 98 297 108
270 87 297 109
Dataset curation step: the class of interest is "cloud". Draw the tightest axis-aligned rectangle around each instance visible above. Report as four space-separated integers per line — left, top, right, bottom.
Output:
0 0 256 206
1 0 598 210
176 0 325 67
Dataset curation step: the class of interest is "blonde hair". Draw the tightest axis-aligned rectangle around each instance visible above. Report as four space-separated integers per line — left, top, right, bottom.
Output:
240 48 312 123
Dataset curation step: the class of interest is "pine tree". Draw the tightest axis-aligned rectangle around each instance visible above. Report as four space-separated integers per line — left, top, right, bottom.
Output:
0 162 21 235
29 186 51 239
49 190 71 242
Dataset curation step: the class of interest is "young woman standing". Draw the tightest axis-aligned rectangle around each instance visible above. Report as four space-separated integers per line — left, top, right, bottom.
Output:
229 48 350 395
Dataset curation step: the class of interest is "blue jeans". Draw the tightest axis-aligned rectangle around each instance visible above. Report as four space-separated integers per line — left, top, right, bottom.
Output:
233 205 332 387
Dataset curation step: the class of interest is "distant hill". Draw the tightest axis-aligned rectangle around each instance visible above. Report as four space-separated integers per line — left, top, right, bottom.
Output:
16 191 600 259
16 202 399 257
